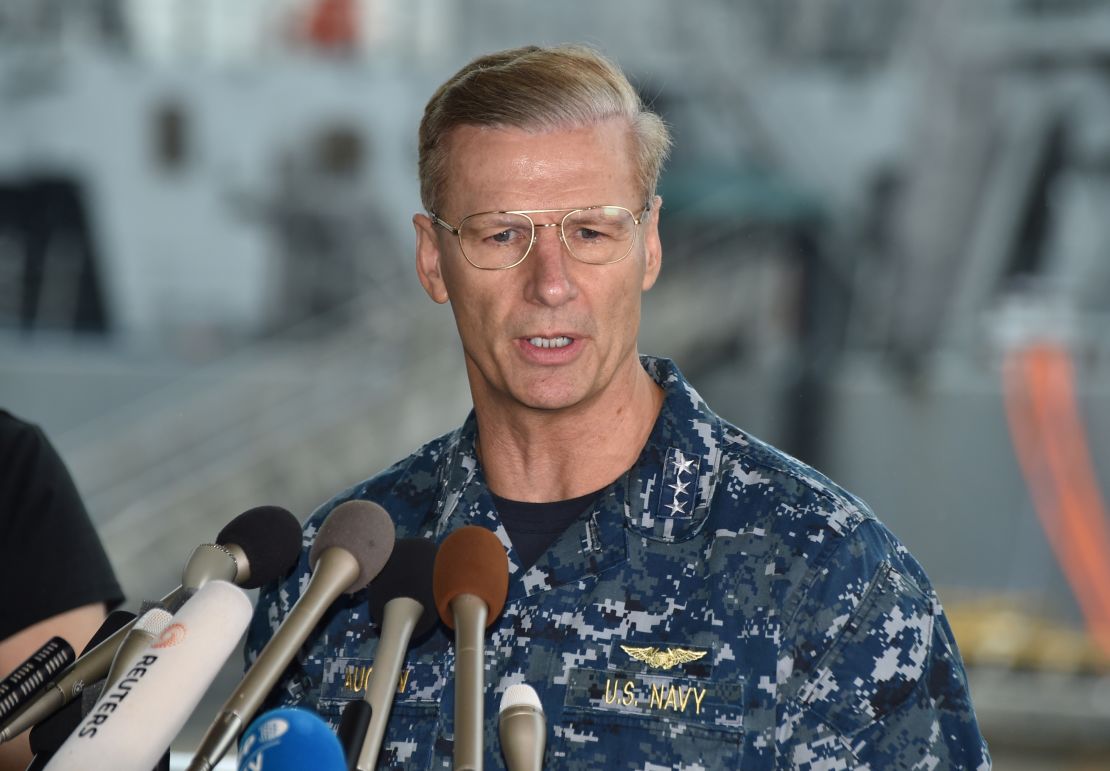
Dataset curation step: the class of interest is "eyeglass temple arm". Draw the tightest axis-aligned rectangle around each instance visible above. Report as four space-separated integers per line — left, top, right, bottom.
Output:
429 212 460 235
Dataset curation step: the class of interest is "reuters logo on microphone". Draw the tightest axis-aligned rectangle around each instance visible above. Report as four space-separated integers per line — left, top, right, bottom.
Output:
153 623 187 649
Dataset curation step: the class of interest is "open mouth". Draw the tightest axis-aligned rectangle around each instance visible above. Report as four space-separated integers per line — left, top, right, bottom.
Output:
527 336 573 349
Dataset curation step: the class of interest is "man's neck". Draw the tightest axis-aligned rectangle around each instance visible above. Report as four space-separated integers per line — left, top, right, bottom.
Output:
473 360 664 503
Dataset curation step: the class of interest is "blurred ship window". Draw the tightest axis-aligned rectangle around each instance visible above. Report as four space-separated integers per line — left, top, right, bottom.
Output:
152 100 189 172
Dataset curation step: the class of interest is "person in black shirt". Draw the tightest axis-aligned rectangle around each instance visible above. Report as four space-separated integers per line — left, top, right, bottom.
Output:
0 410 124 771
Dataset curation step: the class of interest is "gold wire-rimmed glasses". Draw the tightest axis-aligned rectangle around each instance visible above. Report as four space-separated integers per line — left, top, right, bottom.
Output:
429 203 652 270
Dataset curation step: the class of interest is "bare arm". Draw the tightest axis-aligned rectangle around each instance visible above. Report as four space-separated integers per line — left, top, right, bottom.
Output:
0 603 107 771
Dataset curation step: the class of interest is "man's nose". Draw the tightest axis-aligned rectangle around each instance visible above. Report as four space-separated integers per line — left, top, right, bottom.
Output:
523 223 578 307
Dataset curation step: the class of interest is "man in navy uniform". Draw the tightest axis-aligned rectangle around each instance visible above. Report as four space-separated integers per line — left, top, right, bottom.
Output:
248 44 990 769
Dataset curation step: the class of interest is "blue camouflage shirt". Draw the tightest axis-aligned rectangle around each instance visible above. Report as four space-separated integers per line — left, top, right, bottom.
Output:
246 356 990 769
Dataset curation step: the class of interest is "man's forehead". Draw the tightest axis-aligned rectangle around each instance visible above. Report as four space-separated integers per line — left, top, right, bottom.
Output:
439 119 639 214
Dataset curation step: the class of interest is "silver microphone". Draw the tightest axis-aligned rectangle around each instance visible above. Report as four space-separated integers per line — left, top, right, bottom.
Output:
498 684 545 771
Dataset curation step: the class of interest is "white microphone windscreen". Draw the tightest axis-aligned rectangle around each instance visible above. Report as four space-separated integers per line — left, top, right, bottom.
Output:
134 607 174 636
44 581 252 771
499 683 543 715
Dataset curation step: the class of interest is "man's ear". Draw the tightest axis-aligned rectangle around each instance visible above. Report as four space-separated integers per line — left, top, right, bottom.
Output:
414 213 450 304
641 195 663 291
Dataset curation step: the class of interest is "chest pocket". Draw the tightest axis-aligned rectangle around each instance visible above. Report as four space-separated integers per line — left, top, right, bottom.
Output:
550 667 745 769
314 656 445 770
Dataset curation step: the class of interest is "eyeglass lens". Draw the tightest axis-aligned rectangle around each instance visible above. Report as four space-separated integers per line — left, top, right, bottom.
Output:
458 207 637 268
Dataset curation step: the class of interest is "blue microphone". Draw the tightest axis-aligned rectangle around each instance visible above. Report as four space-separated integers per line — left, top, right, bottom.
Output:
237 708 346 771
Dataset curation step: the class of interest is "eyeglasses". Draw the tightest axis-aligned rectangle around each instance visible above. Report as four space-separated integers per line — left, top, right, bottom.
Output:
429 203 651 270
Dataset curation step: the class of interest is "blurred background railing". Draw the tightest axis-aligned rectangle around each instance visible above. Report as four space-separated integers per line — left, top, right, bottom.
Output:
2 0 1110 767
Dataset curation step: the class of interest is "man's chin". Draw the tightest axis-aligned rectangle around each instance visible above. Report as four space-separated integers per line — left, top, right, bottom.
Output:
509 379 592 413
516 391 585 413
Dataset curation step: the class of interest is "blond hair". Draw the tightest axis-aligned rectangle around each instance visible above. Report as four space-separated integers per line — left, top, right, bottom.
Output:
418 44 671 215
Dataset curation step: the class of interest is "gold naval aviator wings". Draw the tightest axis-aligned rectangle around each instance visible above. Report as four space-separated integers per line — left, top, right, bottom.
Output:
620 644 708 671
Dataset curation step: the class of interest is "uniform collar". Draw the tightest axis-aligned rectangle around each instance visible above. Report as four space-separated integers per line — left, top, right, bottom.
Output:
424 356 724 600
625 356 724 543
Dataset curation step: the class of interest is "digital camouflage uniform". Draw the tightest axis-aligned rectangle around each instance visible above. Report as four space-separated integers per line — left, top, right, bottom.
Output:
246 356 990 770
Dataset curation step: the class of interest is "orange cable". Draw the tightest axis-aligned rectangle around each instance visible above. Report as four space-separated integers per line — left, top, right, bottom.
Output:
1025 346 1110 646
1003 349 1103 635
1002 343 1110 655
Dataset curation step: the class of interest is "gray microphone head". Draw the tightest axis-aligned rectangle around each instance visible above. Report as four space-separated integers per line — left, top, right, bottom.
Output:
498 683 545 771
308 500 395 593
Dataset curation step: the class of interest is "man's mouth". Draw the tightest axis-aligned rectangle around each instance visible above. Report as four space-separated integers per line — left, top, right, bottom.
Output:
527 336 573 349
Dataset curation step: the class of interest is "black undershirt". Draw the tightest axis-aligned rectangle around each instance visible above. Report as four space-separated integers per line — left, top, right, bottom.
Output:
0 410 124 641
492 488 603 572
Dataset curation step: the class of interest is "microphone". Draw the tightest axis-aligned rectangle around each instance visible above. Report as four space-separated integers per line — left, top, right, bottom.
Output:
433 526 509 771
100 608 174 693
0 637 74 722
187 500 395 771
176 504 304 601
0 506 299 743
26 611 136 762
336 700 371 771
214 504 304 589
237 707 347 771
356 537 439 771
43 580 253 771
0 611 134 744
498 683 545 771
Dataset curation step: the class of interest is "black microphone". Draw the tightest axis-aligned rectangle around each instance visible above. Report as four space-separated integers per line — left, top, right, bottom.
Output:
187 500 395 771
336 700 372 771
0 506 300 744
355 537 439 770
175 504 303 601
0 638 73 723
215 504 304 589
433 526 510 771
